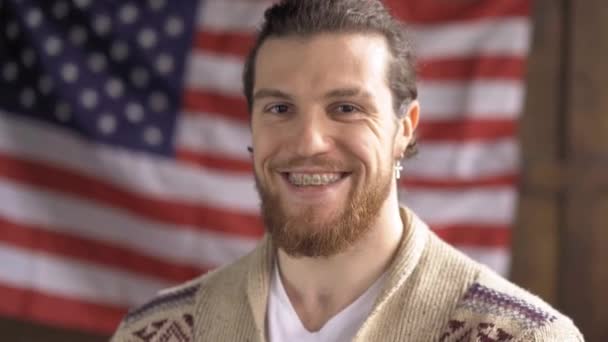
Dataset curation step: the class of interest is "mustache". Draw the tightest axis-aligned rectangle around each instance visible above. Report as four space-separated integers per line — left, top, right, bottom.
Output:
269 156 350 171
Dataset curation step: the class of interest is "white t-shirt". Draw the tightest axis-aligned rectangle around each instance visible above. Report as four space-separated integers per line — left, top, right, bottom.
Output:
267 264 385 342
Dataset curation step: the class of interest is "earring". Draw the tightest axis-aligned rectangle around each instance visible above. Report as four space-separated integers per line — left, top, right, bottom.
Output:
394 160 403 180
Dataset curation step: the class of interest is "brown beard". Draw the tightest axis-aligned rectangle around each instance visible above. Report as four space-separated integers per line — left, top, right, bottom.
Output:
254 157 393 258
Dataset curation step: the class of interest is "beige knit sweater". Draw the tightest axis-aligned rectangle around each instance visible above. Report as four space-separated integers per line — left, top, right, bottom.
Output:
111 208 583 341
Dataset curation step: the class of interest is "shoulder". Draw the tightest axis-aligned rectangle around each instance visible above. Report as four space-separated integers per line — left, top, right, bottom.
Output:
439 267 584 341
410 221 584 341
110 247 259 342
110 278 200 342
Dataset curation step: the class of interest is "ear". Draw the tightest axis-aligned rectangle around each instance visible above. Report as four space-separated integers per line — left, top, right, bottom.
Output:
393 100 420 158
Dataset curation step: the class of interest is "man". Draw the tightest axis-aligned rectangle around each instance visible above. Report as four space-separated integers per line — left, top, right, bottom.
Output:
112 1 583 341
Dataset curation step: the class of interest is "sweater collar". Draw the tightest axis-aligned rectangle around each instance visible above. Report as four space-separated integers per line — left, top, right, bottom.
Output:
245 206 429 340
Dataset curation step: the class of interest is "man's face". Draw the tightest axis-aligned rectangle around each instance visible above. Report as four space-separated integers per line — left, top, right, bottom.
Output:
251 33 410 257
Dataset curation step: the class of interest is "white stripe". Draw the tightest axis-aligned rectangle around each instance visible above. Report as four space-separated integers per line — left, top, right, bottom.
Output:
418 80 523 120
406 138 519 179
458 246 510 276
197 1 529 59
186 52 245 95
0 112 260 213
186 52 523 120
176 112 251 160
400 187 516 226
198 0 272 32
186 51 242 94
410 18 530 59
0 179 258 268
0 243 169 307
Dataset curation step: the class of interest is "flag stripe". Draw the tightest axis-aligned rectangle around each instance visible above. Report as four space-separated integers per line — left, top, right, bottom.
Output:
406 138 519 179
0 178 257 269
0 283 126 334
0 112 260 212
0 242 169 307
386 0 529 24
401 174 518 189
401 187 516 226
177 148 253 172
0 154 264 238
194 31 254 58
458 246 510 276
410 18 530 59
418 80 523 120
419 57 525 80
432 225 510 247
0 215 206 283
418 119 517 141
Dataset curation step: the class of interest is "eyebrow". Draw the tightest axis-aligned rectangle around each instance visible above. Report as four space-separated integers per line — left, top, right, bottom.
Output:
323 87 373 100
252 87 373 102
253 89 294 101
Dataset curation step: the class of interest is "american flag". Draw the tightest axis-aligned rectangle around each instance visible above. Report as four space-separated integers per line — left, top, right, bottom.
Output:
0 0 530 334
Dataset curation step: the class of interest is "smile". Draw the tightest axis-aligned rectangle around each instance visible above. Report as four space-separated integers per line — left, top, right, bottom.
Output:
283 172 348 187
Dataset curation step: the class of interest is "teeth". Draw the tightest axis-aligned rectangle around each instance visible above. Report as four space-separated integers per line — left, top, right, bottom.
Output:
288 173 342 186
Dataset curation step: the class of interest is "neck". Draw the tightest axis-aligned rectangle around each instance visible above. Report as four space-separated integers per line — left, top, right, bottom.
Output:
276 188 405 331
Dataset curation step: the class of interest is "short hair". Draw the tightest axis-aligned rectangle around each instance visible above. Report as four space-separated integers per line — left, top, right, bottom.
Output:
242 0 418 157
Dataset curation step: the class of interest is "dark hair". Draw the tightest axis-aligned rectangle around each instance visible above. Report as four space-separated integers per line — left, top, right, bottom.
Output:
242 0 418 157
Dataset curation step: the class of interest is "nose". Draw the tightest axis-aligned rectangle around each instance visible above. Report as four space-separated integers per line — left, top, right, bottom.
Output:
288 111 333 157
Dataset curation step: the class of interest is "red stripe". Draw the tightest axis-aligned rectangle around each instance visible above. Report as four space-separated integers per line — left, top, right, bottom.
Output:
385 0 530 24
431 224 510 248
183 89 249 121
0 153 264 238
0 215 207 283
419 57 525 80
400 174 518 189
417 119 517 141
0 282 125 334
194 31 254 58
177 149 253 173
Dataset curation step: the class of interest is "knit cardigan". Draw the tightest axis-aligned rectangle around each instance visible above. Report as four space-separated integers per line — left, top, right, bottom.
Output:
111 208 583 341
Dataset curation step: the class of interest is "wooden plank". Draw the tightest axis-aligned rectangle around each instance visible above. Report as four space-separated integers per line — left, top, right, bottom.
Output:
568 0 608 157
511 0 565 306
561 0 608 339
561 189 608 341
511 194 559 304
590 197 608 341
518 0 564 160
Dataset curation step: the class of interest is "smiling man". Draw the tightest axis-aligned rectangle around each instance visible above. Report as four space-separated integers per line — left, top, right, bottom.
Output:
111 1 583 341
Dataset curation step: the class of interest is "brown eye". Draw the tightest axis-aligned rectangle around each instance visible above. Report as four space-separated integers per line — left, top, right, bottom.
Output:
268 104 290 114
337 104 356 113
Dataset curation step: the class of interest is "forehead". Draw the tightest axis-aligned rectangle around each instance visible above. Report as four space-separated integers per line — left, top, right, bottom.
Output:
254 33 392 95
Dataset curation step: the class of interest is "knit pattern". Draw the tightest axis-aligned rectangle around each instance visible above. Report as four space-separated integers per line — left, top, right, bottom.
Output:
125 284 199 324
440 319 515 342
130 314 193 342
112 283 199 342
460 283 557 330
439 282 559 341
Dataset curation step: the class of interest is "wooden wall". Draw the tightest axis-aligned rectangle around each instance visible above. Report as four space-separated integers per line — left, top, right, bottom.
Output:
511 0 608 340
